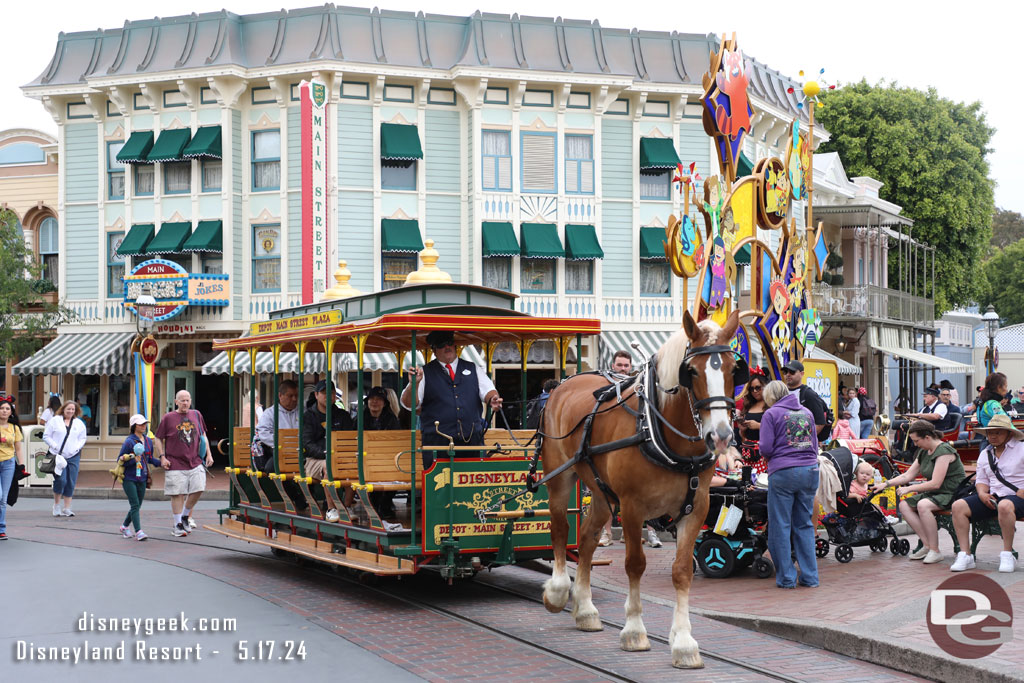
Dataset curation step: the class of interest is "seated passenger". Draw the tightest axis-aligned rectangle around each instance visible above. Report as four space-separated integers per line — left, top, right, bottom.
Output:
253 379 299 473
363 386 400 431
872 420 965 564
302 380 355 480
950 414 1024 573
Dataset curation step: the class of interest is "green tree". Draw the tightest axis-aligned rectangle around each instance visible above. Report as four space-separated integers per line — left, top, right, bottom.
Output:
990 208 1024 249
0 209 75 362
980 240 1024 325
818 81 994 313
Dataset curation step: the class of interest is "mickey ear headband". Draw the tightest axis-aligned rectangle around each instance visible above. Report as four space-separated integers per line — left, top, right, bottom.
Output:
750 367 767 378
0 394 15 406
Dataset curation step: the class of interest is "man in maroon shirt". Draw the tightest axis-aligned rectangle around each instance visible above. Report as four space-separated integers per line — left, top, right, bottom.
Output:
155 390 213 537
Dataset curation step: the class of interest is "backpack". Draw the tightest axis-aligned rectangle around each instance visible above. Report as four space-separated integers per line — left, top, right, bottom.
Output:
799 385 833 440
525 396 546 430
859 397 877 421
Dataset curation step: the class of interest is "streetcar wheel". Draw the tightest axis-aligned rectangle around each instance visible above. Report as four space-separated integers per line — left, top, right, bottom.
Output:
815 537 829 558
696 538 736 578
270 547 290 559
754 557 774 579
899 538 911 556
835 544 854 563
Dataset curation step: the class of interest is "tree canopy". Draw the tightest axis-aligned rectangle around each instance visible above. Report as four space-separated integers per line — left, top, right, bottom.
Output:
990 208 1024 249
0 209 74 362
817 81 994 314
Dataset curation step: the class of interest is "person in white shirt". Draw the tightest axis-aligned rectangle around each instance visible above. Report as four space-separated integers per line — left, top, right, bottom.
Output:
254 379 300 472
43 401 88 517
38 395 61 425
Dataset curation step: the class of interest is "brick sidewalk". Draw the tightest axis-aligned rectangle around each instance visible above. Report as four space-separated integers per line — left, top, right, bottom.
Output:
586 528 1024 679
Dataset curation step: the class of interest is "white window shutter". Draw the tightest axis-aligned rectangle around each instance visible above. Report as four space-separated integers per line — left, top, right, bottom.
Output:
522 135 555 192
565 160 578 193
498 156 512 190
482 156 496 190
580 160 594 194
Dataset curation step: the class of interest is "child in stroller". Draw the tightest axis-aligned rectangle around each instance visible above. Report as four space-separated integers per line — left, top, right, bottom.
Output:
818 447 910 562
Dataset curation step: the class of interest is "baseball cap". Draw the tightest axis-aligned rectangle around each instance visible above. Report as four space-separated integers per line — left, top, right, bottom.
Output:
129 414 149 427
315 380 331 393
781 359 804 373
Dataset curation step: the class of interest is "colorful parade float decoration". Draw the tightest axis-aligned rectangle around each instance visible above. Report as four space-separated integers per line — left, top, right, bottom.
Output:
664 33 835 392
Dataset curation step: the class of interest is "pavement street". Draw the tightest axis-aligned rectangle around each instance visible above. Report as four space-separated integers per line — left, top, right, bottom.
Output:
1 500 421 682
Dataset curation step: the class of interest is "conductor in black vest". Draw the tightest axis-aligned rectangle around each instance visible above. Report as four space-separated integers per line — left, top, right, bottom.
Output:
401 330 503 468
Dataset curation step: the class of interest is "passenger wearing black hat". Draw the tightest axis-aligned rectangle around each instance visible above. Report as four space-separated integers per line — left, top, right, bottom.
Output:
302 379 356 480
401 330 502 468
363 386 400 432
780 359 830 441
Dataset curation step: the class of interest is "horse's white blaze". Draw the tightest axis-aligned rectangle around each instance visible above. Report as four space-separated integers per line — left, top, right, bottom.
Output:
701 357 732 441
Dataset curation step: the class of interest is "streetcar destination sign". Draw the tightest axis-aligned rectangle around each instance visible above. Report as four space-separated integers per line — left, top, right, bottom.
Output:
249 310 342 336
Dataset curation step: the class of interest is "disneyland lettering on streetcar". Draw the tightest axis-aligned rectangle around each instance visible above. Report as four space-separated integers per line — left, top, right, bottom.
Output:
454 471 531 487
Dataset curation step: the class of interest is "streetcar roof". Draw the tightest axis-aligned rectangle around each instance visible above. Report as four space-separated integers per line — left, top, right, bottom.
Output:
213 283 600 354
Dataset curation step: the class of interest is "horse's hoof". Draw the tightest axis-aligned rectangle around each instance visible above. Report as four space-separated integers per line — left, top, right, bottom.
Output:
671 647 704 669
575 613 604 632
542 576 570 613
620 630 651 652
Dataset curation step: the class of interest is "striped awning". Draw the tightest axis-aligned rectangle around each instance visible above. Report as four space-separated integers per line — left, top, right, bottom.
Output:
202 346 486 376
12 332 135 376
599 330 672 371
806 346 861 375
870 327 972 374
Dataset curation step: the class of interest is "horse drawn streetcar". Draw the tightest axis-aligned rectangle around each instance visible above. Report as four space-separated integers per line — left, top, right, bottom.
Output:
207 280 598 580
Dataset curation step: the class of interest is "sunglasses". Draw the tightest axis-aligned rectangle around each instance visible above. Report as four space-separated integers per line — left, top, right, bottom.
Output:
781 369 795 375
750 385 763 391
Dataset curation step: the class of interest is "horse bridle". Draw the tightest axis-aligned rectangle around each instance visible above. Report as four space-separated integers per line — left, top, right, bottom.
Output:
677 344 750 414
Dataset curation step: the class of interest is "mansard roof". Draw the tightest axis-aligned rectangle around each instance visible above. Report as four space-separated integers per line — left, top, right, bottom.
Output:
26 5 805 115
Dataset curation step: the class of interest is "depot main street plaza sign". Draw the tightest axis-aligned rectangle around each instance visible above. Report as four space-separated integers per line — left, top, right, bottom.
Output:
123 259 231 321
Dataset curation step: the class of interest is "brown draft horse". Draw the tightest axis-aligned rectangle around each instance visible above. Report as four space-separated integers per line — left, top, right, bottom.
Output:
540 310 742 669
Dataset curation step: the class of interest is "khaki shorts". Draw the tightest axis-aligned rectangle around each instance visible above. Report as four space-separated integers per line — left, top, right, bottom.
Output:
304 458 326 480
165 465 206 496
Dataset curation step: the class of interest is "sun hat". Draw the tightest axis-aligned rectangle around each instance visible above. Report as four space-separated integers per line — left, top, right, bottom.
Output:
973 413 1024 440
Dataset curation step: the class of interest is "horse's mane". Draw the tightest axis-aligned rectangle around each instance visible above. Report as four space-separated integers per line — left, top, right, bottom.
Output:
656 320 720 389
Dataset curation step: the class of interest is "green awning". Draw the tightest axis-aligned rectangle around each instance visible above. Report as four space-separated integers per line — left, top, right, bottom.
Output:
182 126 222 159
735 244 751 265
181 220 222 253
481 221 519 257
520 223 564 259
639 137 681 170
147 129 193 163
116 224 155 256
737 152 756 177
564 224 604 260
381 219 424 253
116 131 154 164
146 222 192 254
380 123 423 160
639 227 668 260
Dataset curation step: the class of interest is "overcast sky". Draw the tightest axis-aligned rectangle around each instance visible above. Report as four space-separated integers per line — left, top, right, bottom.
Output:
7 0 1021 215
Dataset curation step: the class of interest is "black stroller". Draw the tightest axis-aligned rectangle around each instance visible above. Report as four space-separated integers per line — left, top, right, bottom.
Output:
692 467 773 578
816 447 910 562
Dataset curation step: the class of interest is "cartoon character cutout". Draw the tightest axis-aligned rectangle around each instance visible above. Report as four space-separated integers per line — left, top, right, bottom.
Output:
769 278 793 359
765 166 790 215
787 120 805 201
714 49 752 141
706 237 728 309
787 229 807 306
702 177 726 239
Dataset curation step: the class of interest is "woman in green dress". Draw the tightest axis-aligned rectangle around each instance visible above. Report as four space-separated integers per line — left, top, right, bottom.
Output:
873 419 965 564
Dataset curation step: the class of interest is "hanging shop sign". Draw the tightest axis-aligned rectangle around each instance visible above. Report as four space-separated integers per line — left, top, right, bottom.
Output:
301 79 330 305
123 259 231 321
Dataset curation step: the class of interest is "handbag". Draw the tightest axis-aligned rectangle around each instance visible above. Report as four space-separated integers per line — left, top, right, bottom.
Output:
713 503 743 536
40 426 72 475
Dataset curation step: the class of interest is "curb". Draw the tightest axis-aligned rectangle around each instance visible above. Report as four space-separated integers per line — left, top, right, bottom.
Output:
18 486 230 501
695 610 1018 683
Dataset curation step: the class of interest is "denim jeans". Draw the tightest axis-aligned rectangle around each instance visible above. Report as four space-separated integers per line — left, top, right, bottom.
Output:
767 464 820 587
0 457 14 533
859 420 873 439
53 453 81 498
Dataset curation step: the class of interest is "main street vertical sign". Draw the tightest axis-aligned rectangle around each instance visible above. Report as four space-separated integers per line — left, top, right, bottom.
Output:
301 79 329 304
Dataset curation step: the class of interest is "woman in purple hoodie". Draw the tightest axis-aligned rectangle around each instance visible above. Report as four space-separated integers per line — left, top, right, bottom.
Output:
760 380 820 588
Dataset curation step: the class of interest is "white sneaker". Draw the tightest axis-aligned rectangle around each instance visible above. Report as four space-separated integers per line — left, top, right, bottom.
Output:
119 525 133 538
136 530 148 541
186 516 197 530
60 509 75 517
645 528 663 548
923 550 945 564
325 508 340 522
999 551 1017 573
52 504 61 517
597 529 613 547
172 523 189 537
950 552 976 572
909 546 929 560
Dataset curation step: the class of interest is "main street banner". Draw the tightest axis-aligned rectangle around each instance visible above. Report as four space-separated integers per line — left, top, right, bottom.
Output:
301 79 329 304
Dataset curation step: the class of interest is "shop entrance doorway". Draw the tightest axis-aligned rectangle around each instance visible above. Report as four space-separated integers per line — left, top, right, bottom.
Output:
194 373 230 467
